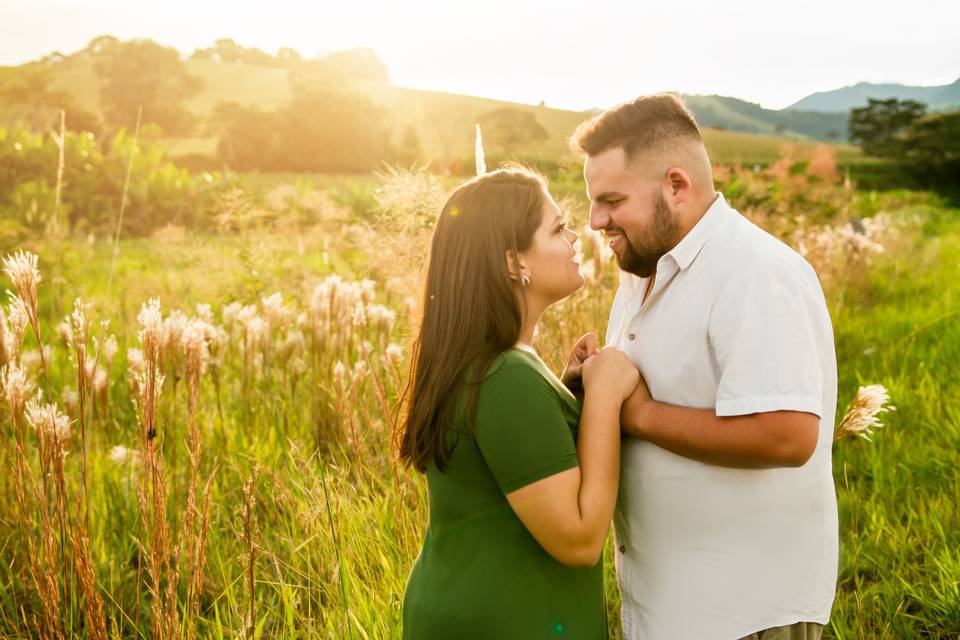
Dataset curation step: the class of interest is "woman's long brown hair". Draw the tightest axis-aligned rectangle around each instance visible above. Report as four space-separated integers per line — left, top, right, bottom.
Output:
396 167 548 472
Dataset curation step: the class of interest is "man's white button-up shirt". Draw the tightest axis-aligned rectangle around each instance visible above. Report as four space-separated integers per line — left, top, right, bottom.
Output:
606 193 839 640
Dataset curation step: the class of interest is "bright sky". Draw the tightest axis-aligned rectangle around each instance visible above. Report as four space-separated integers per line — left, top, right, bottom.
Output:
2 0 958 110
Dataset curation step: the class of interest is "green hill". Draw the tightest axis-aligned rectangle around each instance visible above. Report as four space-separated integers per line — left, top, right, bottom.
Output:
0 41 863 168
788 78 960 113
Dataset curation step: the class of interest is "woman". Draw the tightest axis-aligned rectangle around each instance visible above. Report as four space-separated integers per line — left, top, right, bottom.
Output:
398 167 639 638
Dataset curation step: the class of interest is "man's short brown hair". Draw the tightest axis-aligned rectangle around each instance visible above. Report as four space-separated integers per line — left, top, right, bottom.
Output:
570 93 702 163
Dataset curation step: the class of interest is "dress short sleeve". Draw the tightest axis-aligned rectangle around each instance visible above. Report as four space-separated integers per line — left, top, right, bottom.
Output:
473 355 580 494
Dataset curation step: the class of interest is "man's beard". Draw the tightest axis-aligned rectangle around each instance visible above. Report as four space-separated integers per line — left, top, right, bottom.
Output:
613 191 679 278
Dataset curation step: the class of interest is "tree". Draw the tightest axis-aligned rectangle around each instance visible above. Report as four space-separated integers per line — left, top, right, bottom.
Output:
214 90 390 173
896 110 960 187
0 66 100 134
849 98 926 156
276 89 390 172
190 39 278 66
0 67 69 132
475 107 548 152
95 39 204 135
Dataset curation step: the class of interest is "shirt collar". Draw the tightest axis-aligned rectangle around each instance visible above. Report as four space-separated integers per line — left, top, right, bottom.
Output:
665 192 733 271
615 192 734 313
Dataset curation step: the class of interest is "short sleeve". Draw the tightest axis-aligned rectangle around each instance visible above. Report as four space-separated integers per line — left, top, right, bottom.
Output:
708 258 826 418
473 358 579 494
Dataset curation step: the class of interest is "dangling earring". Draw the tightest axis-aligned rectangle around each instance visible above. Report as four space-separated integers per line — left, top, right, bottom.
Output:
520 272 531 287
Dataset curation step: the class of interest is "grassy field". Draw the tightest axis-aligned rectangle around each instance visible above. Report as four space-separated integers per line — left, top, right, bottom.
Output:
1 155 958 638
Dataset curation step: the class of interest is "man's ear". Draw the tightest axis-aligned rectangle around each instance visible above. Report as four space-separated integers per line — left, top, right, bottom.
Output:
664 166 692 205
505 250 527 281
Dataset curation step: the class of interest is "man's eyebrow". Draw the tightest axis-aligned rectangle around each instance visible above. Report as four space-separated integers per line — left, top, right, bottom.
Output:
596 191 625 201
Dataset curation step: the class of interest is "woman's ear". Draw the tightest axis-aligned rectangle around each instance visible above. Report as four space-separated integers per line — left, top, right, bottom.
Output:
505 250 527 282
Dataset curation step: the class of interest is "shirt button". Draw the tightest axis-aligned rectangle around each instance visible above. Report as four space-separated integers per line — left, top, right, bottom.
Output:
619 545 626 553
627 332 636 341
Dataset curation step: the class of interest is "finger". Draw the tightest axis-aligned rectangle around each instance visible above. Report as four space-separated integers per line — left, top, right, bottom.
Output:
584 332 599 356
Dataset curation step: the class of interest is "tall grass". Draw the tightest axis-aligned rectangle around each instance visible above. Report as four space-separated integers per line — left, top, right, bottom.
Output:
0 152 956 638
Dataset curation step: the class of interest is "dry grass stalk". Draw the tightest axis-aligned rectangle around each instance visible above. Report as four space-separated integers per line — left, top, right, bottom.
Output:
133 298 178 640
179 318 214 640
69 495 108 640
241 466 260 639
835 384 896 442
23 394 72 640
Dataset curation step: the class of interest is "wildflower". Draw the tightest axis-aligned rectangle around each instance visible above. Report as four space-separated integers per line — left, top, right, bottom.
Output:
261 292 292 332
289 357 307 377
93 368 109 397
69 298 94 349
57 319 73 346
163 310 189 360
277 330 305 364
385 343 403 364
22 347 51 375
835 384 896 442
137 299 164 366
4 292 28 360
333 361 346 387
25 392 72 440
1 250 40 312
367 304 396 332
126 348 145 374
222 302 242 331
182 318 210 378
108 444 141 467
196 303 213 323
1 362 33 416
59 387 78 415
103 335 118 369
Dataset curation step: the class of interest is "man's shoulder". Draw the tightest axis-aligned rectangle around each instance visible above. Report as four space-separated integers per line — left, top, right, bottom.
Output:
707 211 816 280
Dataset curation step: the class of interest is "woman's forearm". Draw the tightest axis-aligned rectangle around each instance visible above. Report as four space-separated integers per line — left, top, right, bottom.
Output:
572 390 621 563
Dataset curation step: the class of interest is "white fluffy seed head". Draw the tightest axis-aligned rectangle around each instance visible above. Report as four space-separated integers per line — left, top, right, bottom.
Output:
836 384 896 442
1 250 41 306
103 335 118 367
137 299 164 366
1 362 33 416
25 393 71 441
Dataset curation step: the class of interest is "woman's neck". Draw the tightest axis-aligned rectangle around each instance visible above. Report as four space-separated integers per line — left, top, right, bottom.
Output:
516 294 547 353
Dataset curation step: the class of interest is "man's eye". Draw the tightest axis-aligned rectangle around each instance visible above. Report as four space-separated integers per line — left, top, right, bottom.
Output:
607 200 623 207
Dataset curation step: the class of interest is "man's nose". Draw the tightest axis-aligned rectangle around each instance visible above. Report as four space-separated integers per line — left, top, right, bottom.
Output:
589 203 608 231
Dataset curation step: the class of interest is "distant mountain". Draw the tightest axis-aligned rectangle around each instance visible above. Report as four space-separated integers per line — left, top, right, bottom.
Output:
787 79 960 113
682 95 849 141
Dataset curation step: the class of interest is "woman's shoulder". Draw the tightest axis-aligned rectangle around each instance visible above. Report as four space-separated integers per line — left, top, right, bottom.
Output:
481 348 543 382
478 348 575 406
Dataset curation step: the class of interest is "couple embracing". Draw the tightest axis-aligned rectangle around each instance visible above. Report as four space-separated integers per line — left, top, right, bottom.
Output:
397 94 839 640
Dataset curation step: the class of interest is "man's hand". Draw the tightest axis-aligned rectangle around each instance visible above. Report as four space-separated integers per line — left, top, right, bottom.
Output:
620 370 653 435
561 332 599 397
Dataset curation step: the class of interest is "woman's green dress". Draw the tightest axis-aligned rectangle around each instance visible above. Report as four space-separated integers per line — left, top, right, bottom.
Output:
402 348 608 639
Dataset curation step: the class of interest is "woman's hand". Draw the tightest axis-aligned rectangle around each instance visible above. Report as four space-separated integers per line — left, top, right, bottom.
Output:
561 332 599 394
581 346 639 402
560 331 599 400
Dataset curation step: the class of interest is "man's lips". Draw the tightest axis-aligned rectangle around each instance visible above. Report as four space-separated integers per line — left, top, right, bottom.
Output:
606 231 625 253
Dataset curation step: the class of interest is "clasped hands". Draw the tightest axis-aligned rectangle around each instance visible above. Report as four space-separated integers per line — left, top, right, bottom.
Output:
561 332 653 435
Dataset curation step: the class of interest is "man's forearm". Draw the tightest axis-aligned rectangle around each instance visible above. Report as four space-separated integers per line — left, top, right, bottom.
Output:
621 400 819 469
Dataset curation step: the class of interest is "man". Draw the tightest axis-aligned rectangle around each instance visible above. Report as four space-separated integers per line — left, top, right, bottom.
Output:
569 94 839 640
